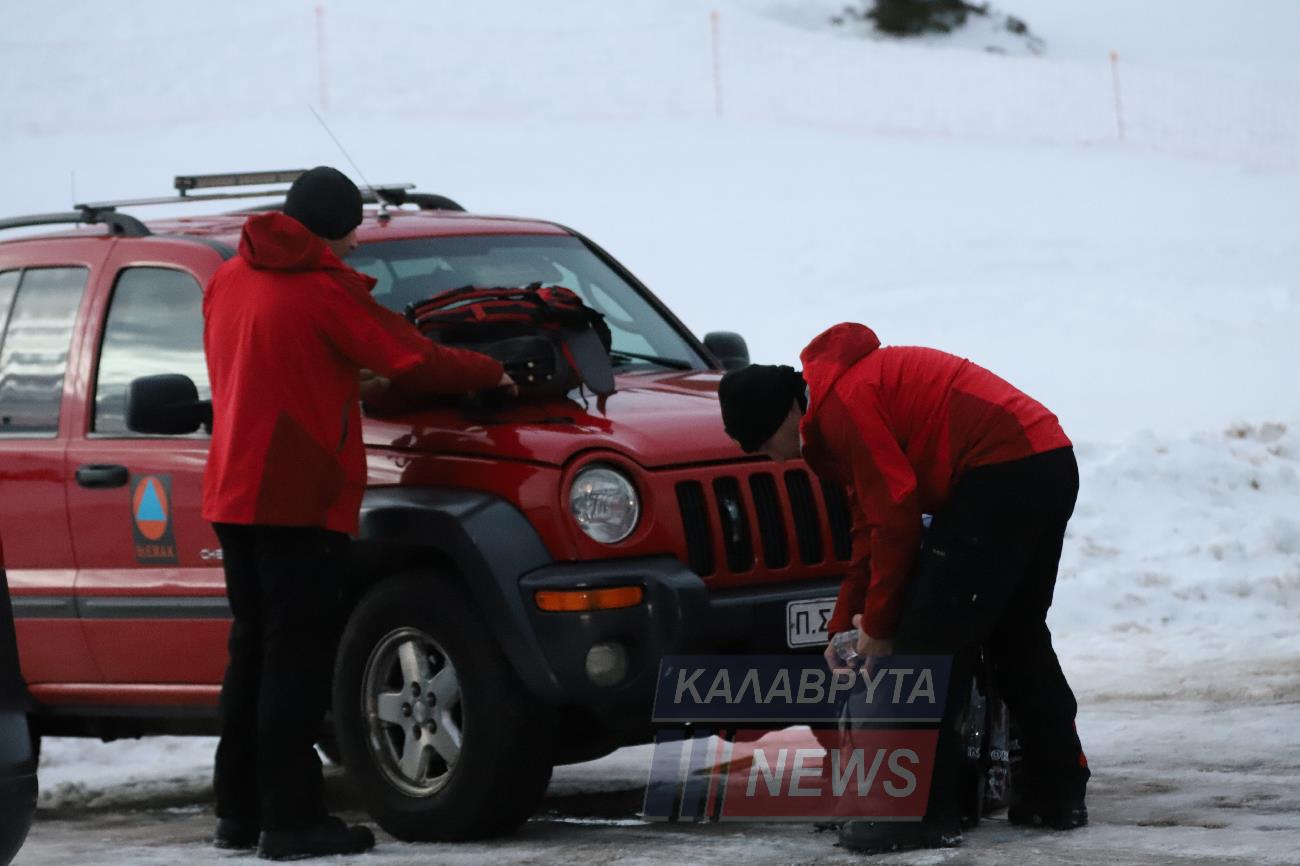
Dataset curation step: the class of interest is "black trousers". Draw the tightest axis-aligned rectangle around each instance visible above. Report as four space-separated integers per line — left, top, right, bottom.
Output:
891 447 1090 821
212 523 349 831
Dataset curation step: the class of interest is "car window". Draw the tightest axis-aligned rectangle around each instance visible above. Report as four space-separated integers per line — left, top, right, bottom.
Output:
93 267 209 436
349 235 704 369
0 267 87 437
0 271 18 339
550 262 656 356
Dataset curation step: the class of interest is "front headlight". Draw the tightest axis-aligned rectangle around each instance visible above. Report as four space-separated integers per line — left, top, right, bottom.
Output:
569 466 640 544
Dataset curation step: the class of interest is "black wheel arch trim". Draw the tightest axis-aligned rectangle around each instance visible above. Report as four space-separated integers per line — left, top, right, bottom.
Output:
355 486 564 700
0 568 34 713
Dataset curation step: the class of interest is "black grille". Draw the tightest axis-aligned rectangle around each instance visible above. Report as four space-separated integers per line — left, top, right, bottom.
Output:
784 470 824 565
675 481 714 576
821 479 852 561
748 473 789 569
712 477 754 573
675 469 850 576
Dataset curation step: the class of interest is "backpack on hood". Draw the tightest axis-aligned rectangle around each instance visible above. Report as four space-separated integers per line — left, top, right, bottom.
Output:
407 284 615 398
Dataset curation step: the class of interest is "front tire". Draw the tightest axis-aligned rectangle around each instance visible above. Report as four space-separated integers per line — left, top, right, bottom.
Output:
333 572 553 841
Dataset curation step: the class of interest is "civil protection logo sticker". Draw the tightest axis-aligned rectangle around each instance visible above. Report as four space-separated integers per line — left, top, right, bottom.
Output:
131 474 178 564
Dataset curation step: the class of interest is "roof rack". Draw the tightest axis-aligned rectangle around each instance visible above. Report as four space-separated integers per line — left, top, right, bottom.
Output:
0 207 150 237
1 170 461 240
77 170 436 211
361 190 465 212
239 190 466 214
73 170 414 210
175 170 305 193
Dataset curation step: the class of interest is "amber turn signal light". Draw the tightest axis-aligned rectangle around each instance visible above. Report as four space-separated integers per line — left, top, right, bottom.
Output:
534 586 644 612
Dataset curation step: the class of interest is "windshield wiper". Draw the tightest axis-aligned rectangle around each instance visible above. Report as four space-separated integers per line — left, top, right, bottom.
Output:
609 349 694 370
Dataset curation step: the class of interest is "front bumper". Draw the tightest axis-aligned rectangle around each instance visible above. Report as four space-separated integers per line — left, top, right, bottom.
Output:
518 555 841 705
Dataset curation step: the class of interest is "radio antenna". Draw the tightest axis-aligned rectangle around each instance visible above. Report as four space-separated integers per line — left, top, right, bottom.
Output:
308 104 376 193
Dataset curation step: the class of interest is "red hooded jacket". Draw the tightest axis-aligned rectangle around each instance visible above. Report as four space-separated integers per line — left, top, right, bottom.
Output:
201 212 504 535
799 323 1070 639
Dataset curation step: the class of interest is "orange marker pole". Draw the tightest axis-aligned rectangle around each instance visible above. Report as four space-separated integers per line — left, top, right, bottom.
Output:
1109 50 1125 141
711 10 723 118
316 4 329 113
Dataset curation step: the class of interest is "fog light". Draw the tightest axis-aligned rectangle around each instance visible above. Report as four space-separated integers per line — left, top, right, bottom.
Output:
585 641 629 687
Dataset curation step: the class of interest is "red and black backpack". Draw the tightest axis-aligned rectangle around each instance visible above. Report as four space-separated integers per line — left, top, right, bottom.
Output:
407 284 615 398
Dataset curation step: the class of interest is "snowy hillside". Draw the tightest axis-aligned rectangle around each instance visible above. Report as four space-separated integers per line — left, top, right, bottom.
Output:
3 1 1299 862
3 0 1298 442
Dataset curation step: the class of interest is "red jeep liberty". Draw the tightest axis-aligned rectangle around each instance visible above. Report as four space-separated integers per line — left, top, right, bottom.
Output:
0 172 852 840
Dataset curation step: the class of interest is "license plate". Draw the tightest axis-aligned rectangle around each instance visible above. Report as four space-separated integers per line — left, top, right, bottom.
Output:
786 597 836 648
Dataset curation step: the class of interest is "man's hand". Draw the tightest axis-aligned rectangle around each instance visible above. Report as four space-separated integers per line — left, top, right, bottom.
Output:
359 369 391 403
823 639 848 674
851 613 893 671
496 372 519 398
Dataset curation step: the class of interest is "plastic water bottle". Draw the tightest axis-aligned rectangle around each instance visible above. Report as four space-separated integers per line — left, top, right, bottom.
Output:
830 629 863 670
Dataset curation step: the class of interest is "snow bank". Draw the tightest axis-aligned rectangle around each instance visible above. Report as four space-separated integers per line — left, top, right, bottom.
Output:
36 736 215 811
1056 421 1300 701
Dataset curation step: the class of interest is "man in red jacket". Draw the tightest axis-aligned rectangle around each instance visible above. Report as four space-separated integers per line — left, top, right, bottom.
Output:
203 167 513 860
718 323 1088 854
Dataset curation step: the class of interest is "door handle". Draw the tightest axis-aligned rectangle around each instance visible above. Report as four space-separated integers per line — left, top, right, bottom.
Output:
76 464 130 489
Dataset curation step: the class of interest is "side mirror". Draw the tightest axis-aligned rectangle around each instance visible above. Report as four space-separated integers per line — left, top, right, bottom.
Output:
704 332 750 371
126 374 212 435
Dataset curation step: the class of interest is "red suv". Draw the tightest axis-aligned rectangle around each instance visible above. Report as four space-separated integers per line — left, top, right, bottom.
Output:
0 173 852 840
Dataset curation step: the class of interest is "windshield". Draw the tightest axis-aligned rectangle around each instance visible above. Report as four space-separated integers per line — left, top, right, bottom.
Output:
348 234 705 370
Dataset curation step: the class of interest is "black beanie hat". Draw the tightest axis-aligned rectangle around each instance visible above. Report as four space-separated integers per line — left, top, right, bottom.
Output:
283 166 363 240
718 364 807 453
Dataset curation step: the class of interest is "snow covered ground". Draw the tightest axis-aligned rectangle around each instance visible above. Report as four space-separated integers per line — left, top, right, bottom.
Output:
3 0 1298 863
22 697 1300 865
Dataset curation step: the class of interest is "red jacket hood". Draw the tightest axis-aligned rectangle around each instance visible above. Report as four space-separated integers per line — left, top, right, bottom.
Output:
233 210 354 272
238 211 377 295
799 322 882 413
238 212 329 270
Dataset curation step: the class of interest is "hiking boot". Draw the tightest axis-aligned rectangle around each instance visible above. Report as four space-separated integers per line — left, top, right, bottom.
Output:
1008 798 1088 830
837 819 962 854
213 817 259 850
257 816 376 861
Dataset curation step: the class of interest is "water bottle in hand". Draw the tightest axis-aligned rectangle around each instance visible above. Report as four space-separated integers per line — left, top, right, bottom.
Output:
830 629 863 670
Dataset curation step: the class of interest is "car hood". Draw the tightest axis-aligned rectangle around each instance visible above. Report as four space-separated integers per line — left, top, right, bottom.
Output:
363 370 747 468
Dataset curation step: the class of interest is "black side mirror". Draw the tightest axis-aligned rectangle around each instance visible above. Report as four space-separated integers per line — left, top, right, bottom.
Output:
126 374 212 435
704 332 750 371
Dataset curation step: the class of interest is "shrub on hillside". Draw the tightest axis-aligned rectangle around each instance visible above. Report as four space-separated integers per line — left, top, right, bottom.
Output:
833 0 1038 49
867 0 980 36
